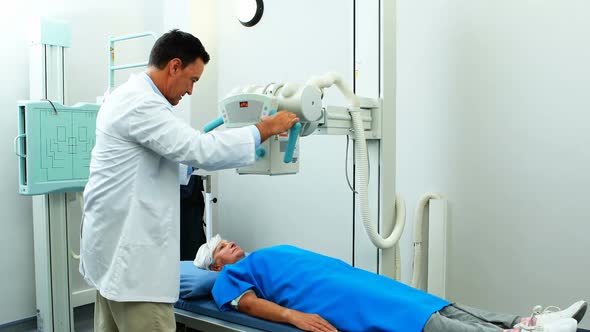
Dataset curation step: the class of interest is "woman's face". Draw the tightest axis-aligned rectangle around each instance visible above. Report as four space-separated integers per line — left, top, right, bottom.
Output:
211 240 245 271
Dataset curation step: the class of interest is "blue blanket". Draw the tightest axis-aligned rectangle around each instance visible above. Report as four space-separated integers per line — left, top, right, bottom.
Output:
212 245 450 332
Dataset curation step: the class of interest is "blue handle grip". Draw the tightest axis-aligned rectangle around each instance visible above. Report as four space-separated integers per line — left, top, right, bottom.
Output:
203 116 225 133
283 122 301 163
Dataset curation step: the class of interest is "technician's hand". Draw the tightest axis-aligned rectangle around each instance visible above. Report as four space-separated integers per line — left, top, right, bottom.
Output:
285 309 337 332
255 110 300 143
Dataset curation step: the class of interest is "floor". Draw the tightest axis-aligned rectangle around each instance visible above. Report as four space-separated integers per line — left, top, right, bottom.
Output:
0 304 203 332
0 304 93 332
1 305 588 332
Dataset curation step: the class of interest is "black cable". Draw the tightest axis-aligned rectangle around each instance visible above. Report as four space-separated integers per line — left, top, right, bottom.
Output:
44 45 48 99
345 135 357 194
42 99 58 115
345 134 371 193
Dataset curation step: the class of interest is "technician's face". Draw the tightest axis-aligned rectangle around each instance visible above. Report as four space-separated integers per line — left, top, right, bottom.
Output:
166 57 205 106
212 240 245 271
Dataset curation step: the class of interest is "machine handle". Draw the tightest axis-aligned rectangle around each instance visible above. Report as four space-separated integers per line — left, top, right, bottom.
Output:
283 122 301 163
14 134 26 158
203 116 225 133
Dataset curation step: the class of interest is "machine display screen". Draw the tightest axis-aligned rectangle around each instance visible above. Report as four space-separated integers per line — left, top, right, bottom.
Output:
239 101 249 108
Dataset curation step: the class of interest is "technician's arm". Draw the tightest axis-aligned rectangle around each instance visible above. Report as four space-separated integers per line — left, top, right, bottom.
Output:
255 110 300 143
128 100 299 171
238 292 337 332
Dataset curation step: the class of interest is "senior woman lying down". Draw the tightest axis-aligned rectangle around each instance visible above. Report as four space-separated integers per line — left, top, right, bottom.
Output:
194 235 587 332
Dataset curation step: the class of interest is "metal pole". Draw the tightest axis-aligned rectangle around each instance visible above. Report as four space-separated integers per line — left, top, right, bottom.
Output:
378 0 397 278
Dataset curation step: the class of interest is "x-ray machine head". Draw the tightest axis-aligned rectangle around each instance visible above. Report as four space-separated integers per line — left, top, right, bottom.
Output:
204 73 380 175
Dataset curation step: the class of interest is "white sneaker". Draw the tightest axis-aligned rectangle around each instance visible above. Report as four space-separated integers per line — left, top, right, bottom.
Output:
535 301 587 324
512 317 577 332
543 317 578 332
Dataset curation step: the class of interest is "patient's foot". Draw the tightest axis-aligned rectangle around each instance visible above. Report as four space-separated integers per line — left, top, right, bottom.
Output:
505 301 587 332
507 317 577 332
531 301 587 324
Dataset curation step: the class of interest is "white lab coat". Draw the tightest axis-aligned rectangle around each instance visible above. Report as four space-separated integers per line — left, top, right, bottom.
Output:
79 73 255 302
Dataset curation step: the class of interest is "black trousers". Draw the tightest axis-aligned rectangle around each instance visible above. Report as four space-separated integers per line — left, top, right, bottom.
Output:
179 175 206 261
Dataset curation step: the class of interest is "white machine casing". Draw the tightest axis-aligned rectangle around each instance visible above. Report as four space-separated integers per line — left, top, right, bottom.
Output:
220 93 300 175
220 83 324 175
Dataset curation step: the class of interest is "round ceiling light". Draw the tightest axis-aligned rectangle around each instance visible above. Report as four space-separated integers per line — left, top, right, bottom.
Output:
237 0 264 27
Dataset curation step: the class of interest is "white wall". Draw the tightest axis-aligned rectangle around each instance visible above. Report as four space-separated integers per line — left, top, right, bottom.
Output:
164 0 193 124
188 1 219 130
396 0 590 328
0 0 164 324
0 1 36 326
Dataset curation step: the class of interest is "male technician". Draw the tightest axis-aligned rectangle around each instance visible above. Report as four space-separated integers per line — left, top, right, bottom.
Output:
79 29 299 331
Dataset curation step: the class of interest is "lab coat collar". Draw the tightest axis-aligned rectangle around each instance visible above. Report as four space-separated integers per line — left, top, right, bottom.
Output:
140 72 173 107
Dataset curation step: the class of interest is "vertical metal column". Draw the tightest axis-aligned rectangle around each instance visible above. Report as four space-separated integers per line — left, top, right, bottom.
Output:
33 193 72 332
29 18 74 332
378 0 398 278
352 0 383 273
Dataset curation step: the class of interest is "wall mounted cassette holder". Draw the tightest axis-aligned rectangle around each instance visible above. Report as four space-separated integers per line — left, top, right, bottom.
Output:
15 100 99 195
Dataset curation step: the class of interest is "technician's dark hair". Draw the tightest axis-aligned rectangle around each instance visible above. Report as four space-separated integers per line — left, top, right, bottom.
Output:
148 29 210 69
